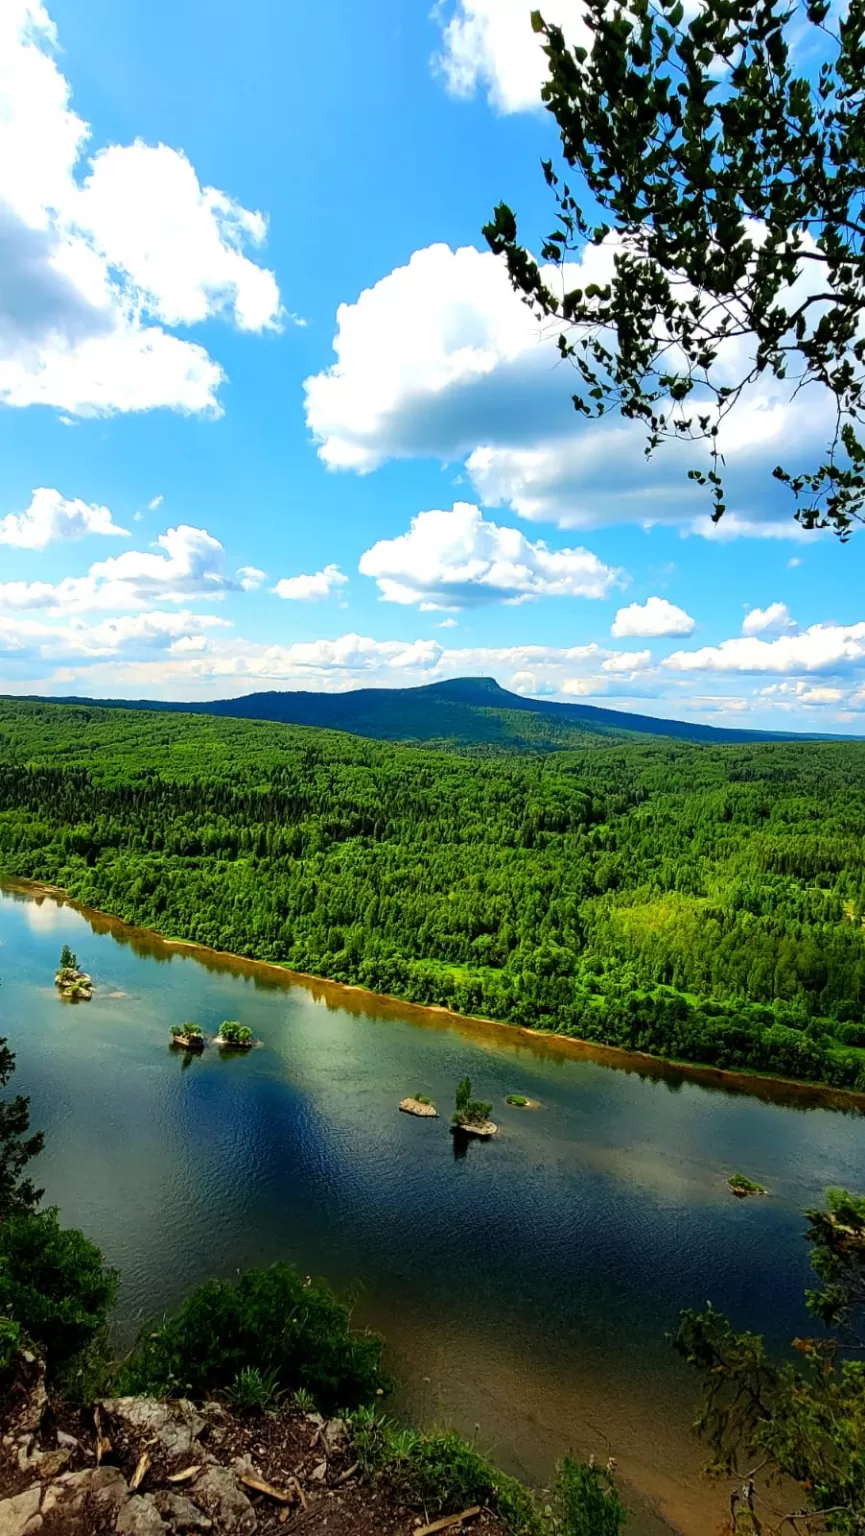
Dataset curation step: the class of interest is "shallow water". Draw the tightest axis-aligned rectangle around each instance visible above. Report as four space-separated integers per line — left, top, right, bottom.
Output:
2 883 864 1535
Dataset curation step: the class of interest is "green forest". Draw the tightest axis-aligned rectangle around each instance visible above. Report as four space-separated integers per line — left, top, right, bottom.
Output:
1 698 865 1092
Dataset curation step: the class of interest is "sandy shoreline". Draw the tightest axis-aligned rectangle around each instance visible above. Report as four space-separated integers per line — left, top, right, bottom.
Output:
5 874 865 1114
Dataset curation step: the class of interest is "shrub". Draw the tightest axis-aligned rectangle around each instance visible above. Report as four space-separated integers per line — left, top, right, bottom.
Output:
0 1315 23 1374
0 1209 117 1379
506 1094 529 1108
121 1263 386 1411
218 1021 254 1047
59 946 78 972
452 1076 492 1128
554 1457 626 1536
226 1365 283 1416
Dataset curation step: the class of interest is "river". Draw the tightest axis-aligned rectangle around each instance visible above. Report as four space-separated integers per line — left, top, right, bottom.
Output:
1 881 863 1535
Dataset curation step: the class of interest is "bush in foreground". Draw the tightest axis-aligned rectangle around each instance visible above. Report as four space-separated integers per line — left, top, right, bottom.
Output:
0 1209 117 1380
121 1263 386 1412
348 1408 625 1536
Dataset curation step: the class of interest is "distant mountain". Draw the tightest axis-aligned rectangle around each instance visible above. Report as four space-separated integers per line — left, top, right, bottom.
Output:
8 676 835 748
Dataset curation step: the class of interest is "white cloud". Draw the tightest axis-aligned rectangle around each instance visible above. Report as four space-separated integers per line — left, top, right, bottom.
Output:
612 597 695 638
272 565 349 602
432 0 579 114
147 495 164 511
358 502 620 608
0 608 228 662
0 486 128 548
0 2 281 418
665 623 865 674
759 680 844 705
237 566 267 592
305 241 829 538
601 649 652 673
0 523 231 612
742 602 796 635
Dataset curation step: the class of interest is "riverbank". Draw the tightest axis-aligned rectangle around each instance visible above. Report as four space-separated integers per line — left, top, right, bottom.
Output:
7 876 865 1116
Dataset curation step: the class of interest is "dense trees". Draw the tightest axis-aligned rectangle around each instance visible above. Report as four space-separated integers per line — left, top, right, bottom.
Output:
1 700 865 1090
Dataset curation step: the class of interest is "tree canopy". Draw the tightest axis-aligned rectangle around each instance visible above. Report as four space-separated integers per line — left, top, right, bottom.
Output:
484 0 865 535
677 1187 865 1533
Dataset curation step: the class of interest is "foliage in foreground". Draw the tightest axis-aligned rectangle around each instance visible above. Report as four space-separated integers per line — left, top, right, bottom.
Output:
487 0 865 536
677 1187 865 1533
0 1209 117 1381
120 1263 386 1412
348 1407 625 1536
0 1030 44 1223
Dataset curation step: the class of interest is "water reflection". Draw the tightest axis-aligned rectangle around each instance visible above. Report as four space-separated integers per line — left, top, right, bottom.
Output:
1 880 863 1536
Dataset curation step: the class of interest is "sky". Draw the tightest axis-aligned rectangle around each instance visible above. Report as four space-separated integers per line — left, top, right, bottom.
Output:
1 0 864 732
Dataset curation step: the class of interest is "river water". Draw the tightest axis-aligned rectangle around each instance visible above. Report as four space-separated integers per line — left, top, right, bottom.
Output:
1 882 863 1535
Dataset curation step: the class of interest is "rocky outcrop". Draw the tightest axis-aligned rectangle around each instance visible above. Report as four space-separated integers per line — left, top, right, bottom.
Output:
0 1351 508 1536
398 1097 437 1118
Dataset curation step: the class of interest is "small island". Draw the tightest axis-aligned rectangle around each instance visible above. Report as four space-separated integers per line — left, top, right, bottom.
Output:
728 1172 769 1199
399 1094 438 1118
450 1075 497 1138
217 1019 255 1049
170 1022 205 1052
54 945 93 1001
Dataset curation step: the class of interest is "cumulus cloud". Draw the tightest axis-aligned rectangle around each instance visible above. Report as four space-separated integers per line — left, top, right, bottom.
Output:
432 0 579 114
357 502 619 608
0 608 228 663
759 680 844 705
742 602 796 635
665 623 865 674
0 486 128 548
237 566 267 592
272 565 349 601
305 241 829 538
0 2 281 418
0 524 231 612
612 596 695 638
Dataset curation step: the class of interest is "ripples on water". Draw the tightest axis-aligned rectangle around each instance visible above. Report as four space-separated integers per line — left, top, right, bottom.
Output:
2 883 864 1536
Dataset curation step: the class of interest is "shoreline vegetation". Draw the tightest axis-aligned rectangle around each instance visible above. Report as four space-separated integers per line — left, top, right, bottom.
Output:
7 876 865 1113
2 701 865 1106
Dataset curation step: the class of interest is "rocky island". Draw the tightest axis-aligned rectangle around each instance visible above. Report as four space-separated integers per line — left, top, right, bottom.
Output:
54 945 93 1002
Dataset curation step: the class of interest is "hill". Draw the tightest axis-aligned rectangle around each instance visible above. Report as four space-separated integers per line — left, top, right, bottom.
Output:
7 675 829 748
1 696 865 1095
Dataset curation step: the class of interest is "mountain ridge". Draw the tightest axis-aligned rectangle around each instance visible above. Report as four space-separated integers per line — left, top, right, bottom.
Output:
4 675 853 747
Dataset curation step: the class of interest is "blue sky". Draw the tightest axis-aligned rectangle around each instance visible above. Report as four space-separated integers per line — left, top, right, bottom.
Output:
1 0 863 730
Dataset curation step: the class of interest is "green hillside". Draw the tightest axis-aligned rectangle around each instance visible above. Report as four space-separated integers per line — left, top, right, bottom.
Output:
1 697 865 1093
7 675 829 748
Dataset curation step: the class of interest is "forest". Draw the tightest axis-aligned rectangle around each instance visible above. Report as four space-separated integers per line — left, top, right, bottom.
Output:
1 698 865 1092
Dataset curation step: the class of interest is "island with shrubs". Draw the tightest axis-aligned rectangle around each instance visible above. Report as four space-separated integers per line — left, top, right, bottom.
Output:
170 1021 205 1052
217 1019 255 1049
54 945 93 1002
451 1076 497 1138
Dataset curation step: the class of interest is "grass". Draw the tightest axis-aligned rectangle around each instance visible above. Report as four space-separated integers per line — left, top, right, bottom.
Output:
728 1172 769 1197
506 1094 529 1107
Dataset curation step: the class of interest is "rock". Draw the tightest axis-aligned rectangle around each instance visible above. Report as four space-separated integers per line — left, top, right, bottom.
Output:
151 1493 213 1532
323 1419 347 1454
450 1120 498 1138
399 1097 437 1118
8 1358 47 1437
23 1449 71 1479
190 1466 256 1535
309 1462 327 1483
0 1485 41 1536
115 1496 167 1535
41 1465 128 1521
100 1399 208 1466
56 1430 80 1452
